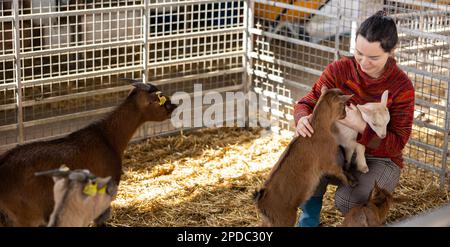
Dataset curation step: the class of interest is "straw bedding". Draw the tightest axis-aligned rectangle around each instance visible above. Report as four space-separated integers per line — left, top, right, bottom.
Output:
107 127 449 227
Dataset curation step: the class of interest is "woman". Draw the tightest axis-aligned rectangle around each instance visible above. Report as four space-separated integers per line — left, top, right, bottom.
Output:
293 10 415 227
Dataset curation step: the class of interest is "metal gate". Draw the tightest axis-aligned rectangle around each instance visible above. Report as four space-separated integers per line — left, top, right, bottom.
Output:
0 0 246 152
249 0 450 188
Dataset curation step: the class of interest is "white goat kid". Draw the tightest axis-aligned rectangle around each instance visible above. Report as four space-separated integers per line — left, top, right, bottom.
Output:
336 90 390 174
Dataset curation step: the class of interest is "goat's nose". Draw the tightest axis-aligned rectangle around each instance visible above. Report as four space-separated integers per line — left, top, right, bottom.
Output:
380 134 386 138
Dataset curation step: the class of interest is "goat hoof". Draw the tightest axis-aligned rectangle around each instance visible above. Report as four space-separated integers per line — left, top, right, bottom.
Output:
359 167 369 174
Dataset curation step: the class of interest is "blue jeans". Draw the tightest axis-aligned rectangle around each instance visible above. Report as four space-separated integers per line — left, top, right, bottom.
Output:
297 196 323 227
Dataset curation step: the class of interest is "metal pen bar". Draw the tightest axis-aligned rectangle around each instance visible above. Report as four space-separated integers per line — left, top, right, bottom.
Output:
142 0 149 83
19 39 144 59
149 50 244 67
253 0 336 19
12 0 24 144
18 5 144 20
18 65 143 87
149 0 236 9
150 27 245 42
248 51 323 76
249 27 337 53
390 204 450 227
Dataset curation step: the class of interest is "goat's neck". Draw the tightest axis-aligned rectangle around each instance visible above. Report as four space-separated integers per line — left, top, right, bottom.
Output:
48 201 90 227
51 211 87 227
311 103 335 133
100 100 143 156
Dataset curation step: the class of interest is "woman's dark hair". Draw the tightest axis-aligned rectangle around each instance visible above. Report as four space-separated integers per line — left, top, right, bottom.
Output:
356 10 398 53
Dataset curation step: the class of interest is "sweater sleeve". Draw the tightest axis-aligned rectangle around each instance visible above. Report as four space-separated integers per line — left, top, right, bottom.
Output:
357 86 415 156
293 64 337 126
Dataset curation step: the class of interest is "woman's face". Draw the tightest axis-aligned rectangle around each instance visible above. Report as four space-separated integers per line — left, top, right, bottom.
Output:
354 35 392 78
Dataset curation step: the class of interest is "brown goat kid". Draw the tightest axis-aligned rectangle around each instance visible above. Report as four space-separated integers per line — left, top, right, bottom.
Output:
342 182 404 227
0 79 177 226
35 166 117 227
254 86 352 227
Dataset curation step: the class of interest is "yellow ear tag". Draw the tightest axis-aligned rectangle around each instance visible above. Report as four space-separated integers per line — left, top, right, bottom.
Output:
83 181 98 196
156 92 167 106
98 186 107 194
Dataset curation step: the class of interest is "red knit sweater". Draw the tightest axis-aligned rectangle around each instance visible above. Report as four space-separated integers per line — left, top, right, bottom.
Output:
294 56 415 168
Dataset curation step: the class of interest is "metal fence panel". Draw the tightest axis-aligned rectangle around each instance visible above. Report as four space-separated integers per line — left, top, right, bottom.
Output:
250 0 450 188
0 0 246 153
1 0 449 189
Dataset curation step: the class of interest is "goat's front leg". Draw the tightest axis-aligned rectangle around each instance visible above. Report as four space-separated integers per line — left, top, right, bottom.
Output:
355 144 369 173
338 147 358 187
343 146 355 171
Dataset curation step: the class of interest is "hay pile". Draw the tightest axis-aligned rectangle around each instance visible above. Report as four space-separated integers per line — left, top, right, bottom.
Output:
108 127 449 227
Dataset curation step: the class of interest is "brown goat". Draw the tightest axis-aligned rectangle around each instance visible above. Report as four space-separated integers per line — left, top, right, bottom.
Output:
35 166 118 227
0 79 177 226
253 86 352 227
342 182 404 227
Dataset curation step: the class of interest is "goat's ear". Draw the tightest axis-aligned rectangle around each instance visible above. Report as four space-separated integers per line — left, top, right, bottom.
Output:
147 92 160 105
96 176 112 190
52 175 66 183
132 82 151 92
147 83 159 93
320 85 328 95
356 104 372 114
120 78 152 92
381 90 389 106
339 94 353 103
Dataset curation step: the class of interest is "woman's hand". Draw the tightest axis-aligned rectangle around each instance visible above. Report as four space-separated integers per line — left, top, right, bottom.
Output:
296 114 314 137
338 104 367 134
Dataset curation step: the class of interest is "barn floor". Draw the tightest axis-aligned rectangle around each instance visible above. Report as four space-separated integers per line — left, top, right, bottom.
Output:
108 127 450 227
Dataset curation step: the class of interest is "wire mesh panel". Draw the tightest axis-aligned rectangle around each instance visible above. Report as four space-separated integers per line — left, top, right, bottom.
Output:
385 0 450 187
13 0 144 152
2 0 449 188
250 0 380 133
1 0 18 148
142 0 245 137
0 0 246 153
250 0 450 188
